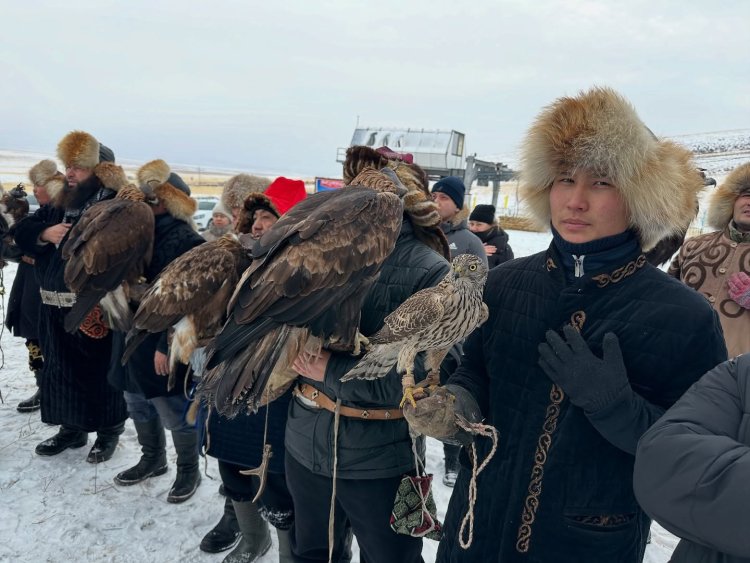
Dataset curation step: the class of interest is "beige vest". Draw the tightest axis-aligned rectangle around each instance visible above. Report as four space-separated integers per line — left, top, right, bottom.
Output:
669 229 750 357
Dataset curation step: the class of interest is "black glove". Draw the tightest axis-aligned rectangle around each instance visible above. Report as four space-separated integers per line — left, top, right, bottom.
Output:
403 385 482 446
538 325 630 412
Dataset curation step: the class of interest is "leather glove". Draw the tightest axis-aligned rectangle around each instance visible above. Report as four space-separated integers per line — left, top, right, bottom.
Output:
727 272 750 310
403 385 482 446
538 325 630 413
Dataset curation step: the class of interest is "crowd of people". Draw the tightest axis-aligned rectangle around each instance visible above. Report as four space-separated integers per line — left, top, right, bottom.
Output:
2 84 750 563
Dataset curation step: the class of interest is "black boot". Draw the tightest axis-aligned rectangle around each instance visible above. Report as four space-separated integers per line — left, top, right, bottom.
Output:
35 426 88 456
442 443 461 487
222 500 271 563
114 418 168 485
87 422 125 464
167 430 201 503
200 496 241 553
17 370 42 413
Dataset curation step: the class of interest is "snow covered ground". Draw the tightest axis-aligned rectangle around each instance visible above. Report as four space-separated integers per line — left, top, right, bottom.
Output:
0 229 679 563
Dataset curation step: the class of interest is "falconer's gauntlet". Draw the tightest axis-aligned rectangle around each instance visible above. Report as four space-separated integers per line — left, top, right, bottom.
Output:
403 385 482 446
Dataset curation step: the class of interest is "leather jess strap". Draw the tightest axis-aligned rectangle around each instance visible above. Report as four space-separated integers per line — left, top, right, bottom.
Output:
294 383 404 421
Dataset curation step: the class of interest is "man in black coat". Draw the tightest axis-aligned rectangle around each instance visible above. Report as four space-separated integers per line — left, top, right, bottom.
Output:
4 163 61 412
284 154 453 563
108 159 204 504
406 87 728 563
14 131 128 463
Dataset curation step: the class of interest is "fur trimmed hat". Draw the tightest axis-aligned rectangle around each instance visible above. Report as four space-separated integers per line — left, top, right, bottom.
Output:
137 159 197 223
707 163 750 230
28 159 65 201
343 146 449 258
236 193 278 234
57 130 115 169
519 86 704 251
221 174 272 211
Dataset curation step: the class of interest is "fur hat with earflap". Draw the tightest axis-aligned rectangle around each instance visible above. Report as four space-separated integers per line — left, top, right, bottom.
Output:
29 159 65 201
520 86 704 251
221 174 272 211
57 130 115 170
343 145 449 259
137 159 197 223
706 163 750 231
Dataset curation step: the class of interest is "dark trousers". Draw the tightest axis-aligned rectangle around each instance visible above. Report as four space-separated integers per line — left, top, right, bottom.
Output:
285 453 424 563
219 459 294 530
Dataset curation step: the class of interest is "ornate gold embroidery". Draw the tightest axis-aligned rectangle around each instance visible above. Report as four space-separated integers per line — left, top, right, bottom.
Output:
516 384 564 553
591 255 647 288
545 257 557 272
79 305 110 339
516 312 587 553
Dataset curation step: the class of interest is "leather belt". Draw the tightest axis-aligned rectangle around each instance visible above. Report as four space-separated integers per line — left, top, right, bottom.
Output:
40 289 77 308
21 255 35 266
294 383 404 420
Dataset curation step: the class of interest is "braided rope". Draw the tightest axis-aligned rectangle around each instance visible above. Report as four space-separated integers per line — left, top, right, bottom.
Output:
458 421 499 549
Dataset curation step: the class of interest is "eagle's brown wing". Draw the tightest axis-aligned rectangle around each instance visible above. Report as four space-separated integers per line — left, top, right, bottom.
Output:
123 237 249 364
201 184 403 416
62 199 154 333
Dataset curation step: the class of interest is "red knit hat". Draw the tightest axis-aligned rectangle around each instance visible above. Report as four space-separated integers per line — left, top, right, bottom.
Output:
265 177 307 215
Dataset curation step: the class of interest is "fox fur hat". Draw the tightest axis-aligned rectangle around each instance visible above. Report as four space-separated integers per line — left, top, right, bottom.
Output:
343 145 449 258
520 86 704 251
57 130 115 170
28 159 65 201
706 163 750 231
137 159 197 223
221 174 272 211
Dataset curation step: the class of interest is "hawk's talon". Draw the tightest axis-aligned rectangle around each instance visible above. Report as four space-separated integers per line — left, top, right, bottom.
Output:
399 386 426 409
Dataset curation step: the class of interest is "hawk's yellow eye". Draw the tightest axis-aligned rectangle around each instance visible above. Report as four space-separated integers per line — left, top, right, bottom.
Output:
469 264 477 271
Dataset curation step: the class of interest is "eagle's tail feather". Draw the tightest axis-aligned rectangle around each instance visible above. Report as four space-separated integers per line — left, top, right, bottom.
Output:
340 344 398 382
100 285 133 332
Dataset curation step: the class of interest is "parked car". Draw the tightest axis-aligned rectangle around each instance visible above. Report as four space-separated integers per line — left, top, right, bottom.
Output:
27 193 40 214
193 196 219 231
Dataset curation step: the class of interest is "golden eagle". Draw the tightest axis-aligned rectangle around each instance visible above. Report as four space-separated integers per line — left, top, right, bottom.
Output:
199 167 407 416
62 164 154 333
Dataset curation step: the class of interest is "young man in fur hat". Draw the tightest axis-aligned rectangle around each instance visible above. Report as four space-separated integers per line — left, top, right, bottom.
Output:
199 183 309 562
5 161 62 412
14 131 129 463
668 162 750 358
106 160 205 502
405 87 728 563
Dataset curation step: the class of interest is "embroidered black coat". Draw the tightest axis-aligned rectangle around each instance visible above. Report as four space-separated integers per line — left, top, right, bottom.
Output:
437 242 727 563
14 183 128 431
108 214 205 399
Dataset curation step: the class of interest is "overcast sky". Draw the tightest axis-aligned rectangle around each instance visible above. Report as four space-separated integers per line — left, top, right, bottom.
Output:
2 0 748 177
